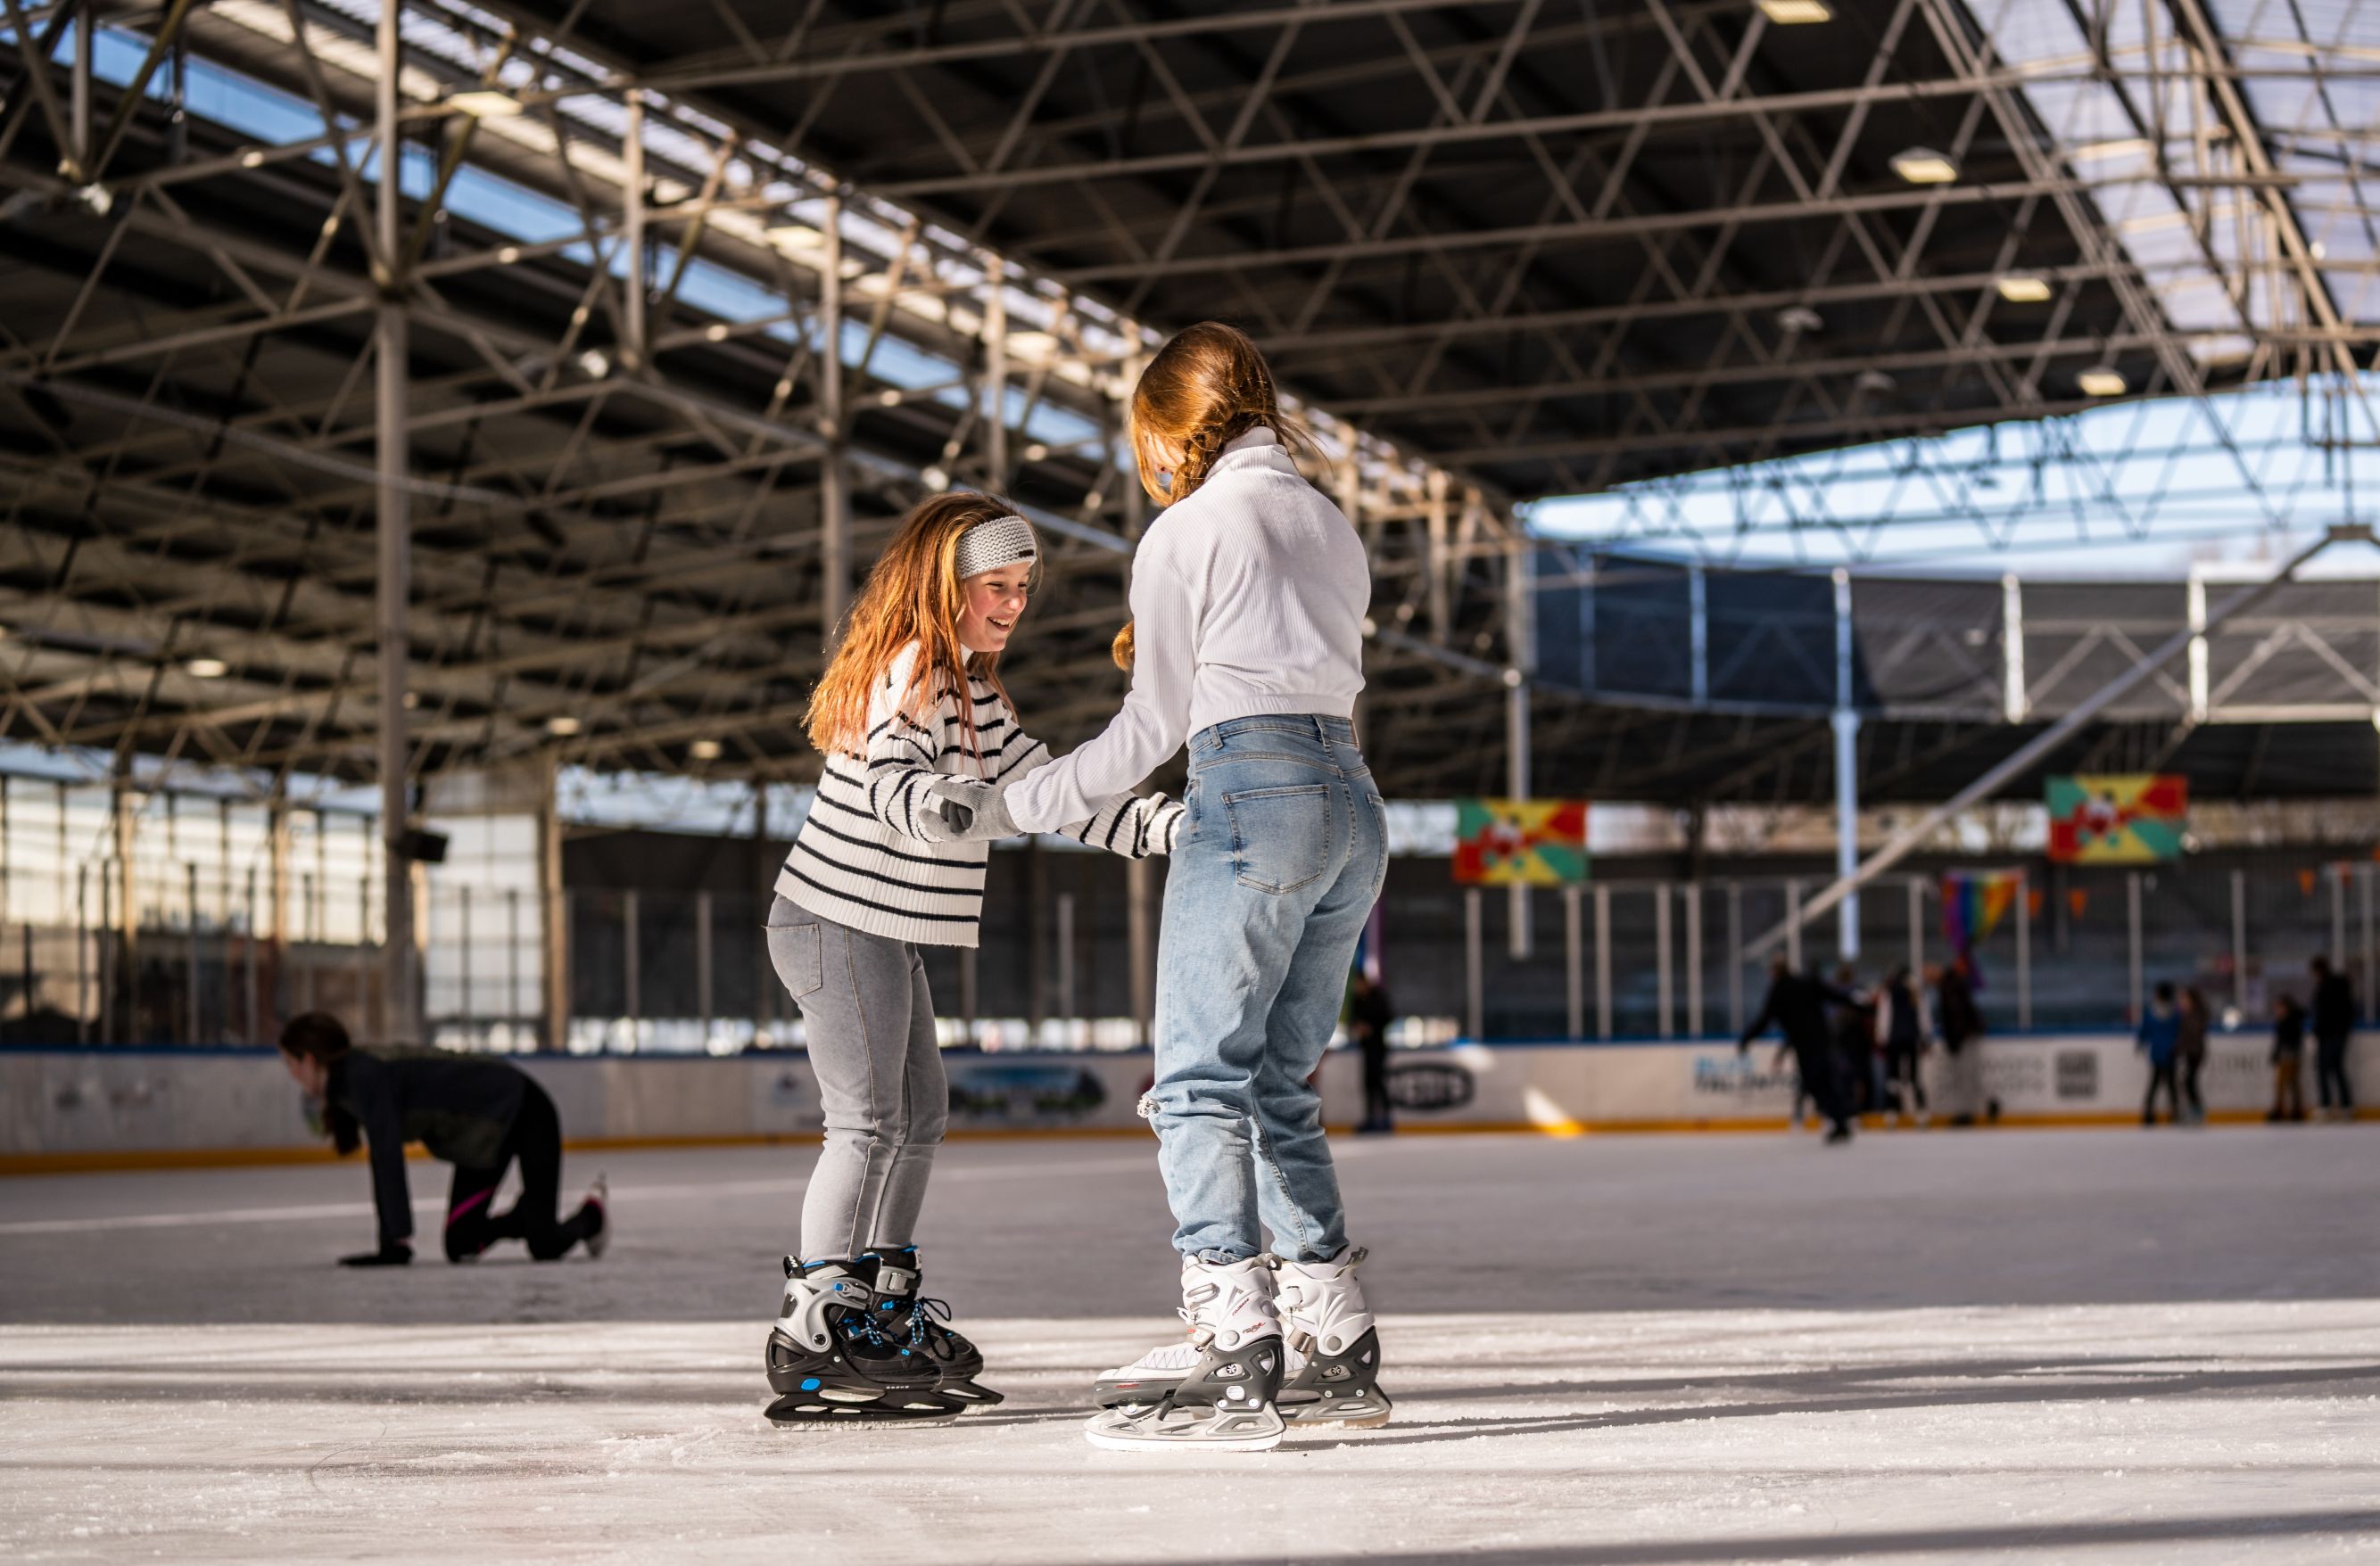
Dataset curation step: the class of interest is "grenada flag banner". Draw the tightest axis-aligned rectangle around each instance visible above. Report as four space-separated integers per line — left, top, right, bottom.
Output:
2045 774 2188 863
1452 799 1589 886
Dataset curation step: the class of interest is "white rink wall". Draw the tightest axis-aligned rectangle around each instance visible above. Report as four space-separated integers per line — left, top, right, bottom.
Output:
4 1032 2372 1166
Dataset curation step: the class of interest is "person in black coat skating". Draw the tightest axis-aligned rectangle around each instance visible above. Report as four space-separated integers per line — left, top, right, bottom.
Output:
1740 955 1858 1143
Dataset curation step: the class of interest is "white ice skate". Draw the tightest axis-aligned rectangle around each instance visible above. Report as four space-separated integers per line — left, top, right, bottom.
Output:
1084 1257 1286 1453
1093 1249 1391 1435
1272 1247 1392 1429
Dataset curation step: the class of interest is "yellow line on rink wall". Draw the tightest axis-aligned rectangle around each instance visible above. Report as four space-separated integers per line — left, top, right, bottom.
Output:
4 1108 2369 1174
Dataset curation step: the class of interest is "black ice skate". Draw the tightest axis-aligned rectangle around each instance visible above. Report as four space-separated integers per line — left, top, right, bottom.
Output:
762 1256 956 1425
1095 1247 1391 1430
866 1245 1004 1411
1084 1256 1287 1453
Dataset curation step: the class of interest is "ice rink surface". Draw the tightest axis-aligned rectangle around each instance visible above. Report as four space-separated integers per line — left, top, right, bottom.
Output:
4 1124 2377 1565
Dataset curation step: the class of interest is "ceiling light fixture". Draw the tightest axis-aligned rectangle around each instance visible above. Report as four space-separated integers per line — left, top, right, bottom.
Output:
2078 365 2128 396
449 90 524 120
1756 0 1834 21
545 715 582 737
1890 147 1958 184
1996 275 2053 302
183 657 228 679
688 738 723 761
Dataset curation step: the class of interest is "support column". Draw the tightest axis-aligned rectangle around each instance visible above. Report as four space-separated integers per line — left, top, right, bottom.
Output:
983 255 1008 485
537 753 568 1052
2230 868 2248 1015
752 781 772 1035
2016 871 2032 1030
1726 880 1745 1037
1424 469 1450 641
1563 885 1583 1040
621 90 645 370
2127 870 2144 1020
70 4 92 178
2002 573 2027 722
1593 882 1613 1041
2332 863 2348 972
1055 891 1077 1039
1907 877 1924 976
1127 856 1155 1046
623 889 640 1050
376 0 417 1046
1832 568 1862 960
109 752 136 1041
1655 884 1673 1040
1683 881 1704 1038
697 889 715 1050
1506 530 1534 959
267 787 290 1033
2364 864 2376 1026
1785 878 1803 972
819 194 851 647
1463 886 1483 1040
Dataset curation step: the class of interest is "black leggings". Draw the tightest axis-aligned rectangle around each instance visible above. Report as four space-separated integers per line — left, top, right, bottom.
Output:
1886 1044 1926 1112
2144 1061 2179 1125
444 1085 601 1261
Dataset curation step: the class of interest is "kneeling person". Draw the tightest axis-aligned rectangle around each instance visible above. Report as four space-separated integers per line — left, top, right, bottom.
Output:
278 1012 607 1266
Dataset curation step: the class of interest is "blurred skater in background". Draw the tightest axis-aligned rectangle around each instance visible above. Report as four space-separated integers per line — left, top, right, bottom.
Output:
1930 959 1995 1127
2138 982 2184 1127
1875 965 1930 1127
2177 985 2211 1126
2310 957 2357 1120
1828 964 1880 1117
277 1011 606 1267
1741 954 1856 1144
2269 993 2309 1123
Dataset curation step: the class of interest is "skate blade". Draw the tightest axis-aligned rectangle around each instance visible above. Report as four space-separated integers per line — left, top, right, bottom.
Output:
938 1378 1005 1412
764 1391 960 1425
1283 1386 1393 1430
1082 1402 1285 1453
1092 1376 1182 1409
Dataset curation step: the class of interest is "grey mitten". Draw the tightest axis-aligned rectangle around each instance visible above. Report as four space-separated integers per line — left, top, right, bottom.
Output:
940 782 1020 844
921 776 992 842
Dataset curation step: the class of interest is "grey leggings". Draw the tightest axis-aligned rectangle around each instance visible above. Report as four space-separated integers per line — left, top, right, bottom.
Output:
765 896 948 1262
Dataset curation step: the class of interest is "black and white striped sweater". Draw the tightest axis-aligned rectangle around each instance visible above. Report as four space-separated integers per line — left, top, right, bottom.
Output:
778 644 1185 948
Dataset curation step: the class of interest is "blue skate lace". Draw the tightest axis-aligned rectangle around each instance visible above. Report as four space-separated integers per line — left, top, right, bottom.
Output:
900 1295 957 1351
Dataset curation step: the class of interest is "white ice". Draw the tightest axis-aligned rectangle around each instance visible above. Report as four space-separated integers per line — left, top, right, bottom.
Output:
4 1125 2377 1564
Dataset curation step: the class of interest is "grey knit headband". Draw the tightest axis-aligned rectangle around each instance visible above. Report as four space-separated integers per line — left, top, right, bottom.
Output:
954 515 1037 581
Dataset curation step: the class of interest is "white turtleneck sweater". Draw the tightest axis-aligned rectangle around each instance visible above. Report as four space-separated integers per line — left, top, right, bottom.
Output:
1004 427 1371 835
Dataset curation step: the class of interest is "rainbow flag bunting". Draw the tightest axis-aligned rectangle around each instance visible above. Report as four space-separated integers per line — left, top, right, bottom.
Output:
1453 799 1589 886
1941 870 2021 977
2045 774 2188 863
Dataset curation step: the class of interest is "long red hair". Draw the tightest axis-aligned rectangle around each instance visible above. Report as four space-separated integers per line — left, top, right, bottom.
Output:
805 492 1023 758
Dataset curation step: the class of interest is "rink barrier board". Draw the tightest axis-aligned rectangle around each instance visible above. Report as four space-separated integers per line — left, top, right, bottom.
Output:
3 1033 2371 1173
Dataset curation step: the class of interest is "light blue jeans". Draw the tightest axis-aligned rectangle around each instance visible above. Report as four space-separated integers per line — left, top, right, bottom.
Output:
1149 714 1389 1264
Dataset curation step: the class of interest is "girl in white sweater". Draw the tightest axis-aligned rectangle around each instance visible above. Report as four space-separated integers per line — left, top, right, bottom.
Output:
760 491 1181 1425
942 324 1392 1451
